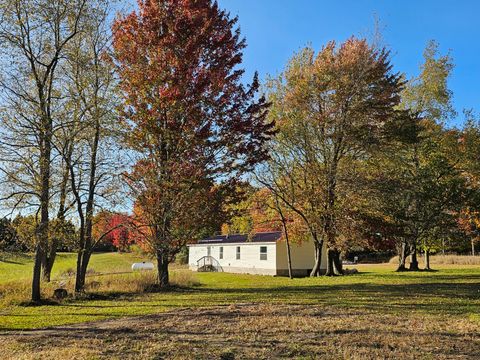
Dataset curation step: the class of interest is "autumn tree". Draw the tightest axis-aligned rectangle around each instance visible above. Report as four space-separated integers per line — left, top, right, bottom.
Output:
458 209 480 256
93 212 134 252
221 184 257 235
222 186 284 235
222 186 303 278
111 0 274 287
260 39 410 276
456 112 480 256
11 215 76 256
372 41 465 271
371 130 465 271
56 0 122 293
0 0 89 301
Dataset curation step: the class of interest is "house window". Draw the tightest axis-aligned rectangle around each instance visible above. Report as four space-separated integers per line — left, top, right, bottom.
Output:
236 246 241 260
207 246 211 256
219 247 223 259
260 246 267 260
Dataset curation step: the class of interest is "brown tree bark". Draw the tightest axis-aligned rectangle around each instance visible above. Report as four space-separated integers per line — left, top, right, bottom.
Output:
332 249 343 275
325 248 336 276
396 240 409 272
273 196 293 279
74 118 100 293
310 240 324 277
38 146 53 283
424 249 431 270
33 119 52 302
157 251 169 288
42 154 71 283
409 244 420 271
41 238 58 282
282 219 293 279
31 242 44 302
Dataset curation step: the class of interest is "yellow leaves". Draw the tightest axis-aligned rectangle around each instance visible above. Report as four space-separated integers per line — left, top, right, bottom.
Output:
458 208 480 240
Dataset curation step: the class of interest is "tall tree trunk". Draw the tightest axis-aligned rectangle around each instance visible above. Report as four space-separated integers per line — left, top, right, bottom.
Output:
332 249 343 275
31 242 43 302
275 197 293 279
283 221 293 279
75 251 84 293
73 199 86 293
75 250 93 292
325 248 336 276
396 240 408 272
409 244 420 271
33 121 52 302
76 232 93 292
41 239 58 282
157 251 169 287
472 239 476 256
424 249 431 270
310 240 323 277
42 158 70 282
74 118 100 293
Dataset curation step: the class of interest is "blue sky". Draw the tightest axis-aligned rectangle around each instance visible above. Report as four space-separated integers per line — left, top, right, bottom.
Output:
217 0 480 126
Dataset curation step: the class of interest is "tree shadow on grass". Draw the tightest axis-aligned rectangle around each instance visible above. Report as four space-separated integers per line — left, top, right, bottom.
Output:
189 279 480 315
18 299 60 307
6 273 479 333
0 259 27 265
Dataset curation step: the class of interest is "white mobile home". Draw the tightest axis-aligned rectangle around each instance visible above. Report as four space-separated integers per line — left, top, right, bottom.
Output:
187 231 327 276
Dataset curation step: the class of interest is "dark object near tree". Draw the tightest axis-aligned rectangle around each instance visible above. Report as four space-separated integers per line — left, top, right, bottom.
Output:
220 352 235 360
53 288 68 300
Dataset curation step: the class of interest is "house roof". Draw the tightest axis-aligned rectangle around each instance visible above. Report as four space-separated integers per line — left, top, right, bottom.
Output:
196 231 282 245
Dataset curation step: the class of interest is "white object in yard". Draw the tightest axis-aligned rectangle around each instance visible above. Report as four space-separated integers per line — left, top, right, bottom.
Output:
131 262 154 271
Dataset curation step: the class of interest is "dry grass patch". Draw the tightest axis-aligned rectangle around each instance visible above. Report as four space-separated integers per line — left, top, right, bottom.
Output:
389 254 480 266
0 268 199 306
1 303 478 359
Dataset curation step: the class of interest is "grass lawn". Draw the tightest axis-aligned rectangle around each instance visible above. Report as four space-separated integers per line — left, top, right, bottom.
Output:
0 252 147 284
0 253 479 359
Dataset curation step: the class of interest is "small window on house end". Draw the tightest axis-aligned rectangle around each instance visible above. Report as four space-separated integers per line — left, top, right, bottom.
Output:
207 246 211 256
219 247 223 259
236 246 241 260
260 246 267 260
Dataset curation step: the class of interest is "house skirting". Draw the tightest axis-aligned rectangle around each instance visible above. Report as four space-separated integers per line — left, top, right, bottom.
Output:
189 266 326 277
190 265 276 276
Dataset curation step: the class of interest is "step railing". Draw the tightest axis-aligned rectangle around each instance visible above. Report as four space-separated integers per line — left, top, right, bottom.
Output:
196 256 223 272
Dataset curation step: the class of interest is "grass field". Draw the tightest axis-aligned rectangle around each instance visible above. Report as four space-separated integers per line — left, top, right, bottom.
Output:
0 253 479 359
0 252 148 284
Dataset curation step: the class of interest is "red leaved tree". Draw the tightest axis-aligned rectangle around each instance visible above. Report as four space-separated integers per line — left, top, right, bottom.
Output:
111 0 274 287
93 212 134 252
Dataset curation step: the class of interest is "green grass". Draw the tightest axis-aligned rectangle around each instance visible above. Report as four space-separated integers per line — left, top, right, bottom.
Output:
0 252 148 284
0 253 479 331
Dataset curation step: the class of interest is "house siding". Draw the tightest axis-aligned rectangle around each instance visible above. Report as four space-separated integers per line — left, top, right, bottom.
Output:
275 238 327 276
188 234 328 277
188 242 277 275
